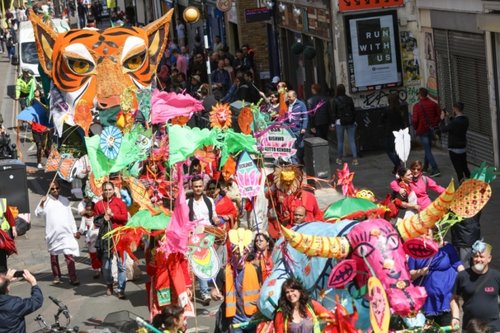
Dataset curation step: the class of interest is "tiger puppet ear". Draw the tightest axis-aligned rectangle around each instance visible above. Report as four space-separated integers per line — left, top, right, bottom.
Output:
28 9 59 75
145 9 174 72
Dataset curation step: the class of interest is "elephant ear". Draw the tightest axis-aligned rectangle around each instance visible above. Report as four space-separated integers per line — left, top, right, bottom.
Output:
145 8 174 70
403 238 438 259
29 9 59 75
327 259 357 289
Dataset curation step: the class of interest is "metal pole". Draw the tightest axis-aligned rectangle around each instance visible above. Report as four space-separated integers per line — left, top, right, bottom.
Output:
202 0 212 95
75 0 80 28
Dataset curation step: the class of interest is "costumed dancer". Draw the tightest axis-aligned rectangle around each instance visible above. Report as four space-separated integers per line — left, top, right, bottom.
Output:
145 237 192 321
77 198 101 279
275 165 322 226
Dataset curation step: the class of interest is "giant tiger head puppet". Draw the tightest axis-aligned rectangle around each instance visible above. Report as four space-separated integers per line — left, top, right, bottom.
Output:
29 9 173 135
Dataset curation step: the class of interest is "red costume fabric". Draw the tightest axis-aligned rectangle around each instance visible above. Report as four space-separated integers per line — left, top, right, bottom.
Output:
31 122 48 133
283 190 323 225
146 246 192 320
215 195 237 229
94 196 128 229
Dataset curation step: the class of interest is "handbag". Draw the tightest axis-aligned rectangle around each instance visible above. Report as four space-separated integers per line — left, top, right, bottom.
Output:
419 103 440 141
15 216 31 236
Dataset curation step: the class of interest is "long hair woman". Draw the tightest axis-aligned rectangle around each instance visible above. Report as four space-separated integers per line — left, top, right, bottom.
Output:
274 278 332 333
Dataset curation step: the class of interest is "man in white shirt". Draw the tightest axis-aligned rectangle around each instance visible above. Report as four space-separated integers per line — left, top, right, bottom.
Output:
187 176 218 305
35 181 80 285
188 176 217 226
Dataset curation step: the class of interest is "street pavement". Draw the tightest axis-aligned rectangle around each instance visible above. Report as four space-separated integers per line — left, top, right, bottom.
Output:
1 47 500 332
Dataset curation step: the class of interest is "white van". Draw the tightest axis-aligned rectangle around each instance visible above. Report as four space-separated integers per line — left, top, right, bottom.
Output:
18 18 70 78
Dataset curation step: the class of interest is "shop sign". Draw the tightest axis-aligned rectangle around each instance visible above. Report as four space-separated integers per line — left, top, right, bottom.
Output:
216 0 232 13
339 0 403 12
345 10 402 92
245 7 272 23
259 127 297 159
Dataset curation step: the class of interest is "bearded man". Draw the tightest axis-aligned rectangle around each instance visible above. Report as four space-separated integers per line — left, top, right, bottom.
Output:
450 240 500 332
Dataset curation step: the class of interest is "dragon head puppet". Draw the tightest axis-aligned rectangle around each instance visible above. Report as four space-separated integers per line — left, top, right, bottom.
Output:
29 9 174 133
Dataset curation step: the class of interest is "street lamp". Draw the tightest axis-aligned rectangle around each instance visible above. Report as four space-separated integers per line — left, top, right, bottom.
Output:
182 4 212 95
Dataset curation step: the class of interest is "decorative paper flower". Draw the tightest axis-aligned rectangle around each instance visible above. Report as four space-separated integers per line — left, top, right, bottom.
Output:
236 169 262 198
99 126 123 160
209 103 232 129
336 163 356 197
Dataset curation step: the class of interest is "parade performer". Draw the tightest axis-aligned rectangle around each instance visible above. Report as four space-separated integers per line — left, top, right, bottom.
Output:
390 160 444 209
212 243 261 333
206 179 238 230
94 181 128 299
249 232 273 282
409 230 464 327
274 164 322 225
77 198 101 279
35 181 80 285
274 278 333 333
145 241 192 320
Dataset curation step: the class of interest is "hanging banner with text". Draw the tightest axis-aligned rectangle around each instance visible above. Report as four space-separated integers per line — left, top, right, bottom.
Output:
338 0 404 12
259 127 297 160
345 10 402 93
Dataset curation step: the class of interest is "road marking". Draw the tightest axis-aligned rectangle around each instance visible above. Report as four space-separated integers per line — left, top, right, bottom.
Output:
186 326 210 333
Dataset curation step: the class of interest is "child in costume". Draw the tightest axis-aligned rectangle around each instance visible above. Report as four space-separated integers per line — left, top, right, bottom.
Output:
77 198 101 278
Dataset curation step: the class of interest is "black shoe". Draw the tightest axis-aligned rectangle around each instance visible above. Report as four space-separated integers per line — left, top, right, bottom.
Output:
117 291 127 300
70 279 80 286
430 169 441 177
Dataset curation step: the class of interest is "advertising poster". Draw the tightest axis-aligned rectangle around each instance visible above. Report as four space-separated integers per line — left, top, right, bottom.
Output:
345 11 402 92
400 31 420 85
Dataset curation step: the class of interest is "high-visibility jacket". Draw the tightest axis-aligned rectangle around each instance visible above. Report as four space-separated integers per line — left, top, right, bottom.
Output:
225 262 260 317
16 75 36 101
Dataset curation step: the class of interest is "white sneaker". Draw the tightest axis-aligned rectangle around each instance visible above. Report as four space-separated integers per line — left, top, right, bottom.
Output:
37 163 43 169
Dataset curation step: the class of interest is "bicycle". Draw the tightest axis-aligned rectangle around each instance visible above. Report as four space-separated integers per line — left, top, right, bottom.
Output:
33 296 80 333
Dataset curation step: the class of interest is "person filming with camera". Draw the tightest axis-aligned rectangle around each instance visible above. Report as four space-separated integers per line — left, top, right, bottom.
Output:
0 269 43 333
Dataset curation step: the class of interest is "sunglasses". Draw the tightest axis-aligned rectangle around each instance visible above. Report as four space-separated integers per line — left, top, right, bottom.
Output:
50 187 60 191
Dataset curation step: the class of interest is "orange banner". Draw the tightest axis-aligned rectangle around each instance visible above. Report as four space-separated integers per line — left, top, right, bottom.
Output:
339 0 403 12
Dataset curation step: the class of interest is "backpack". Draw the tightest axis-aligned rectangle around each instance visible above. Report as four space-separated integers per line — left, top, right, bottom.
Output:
188 195 214 223
335 96 355 125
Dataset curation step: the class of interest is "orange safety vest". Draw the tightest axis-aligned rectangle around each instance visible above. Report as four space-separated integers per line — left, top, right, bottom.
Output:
225 263 260 317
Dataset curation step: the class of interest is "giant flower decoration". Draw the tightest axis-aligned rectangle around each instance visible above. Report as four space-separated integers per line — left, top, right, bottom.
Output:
99 126 123 160
209 103 232 129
